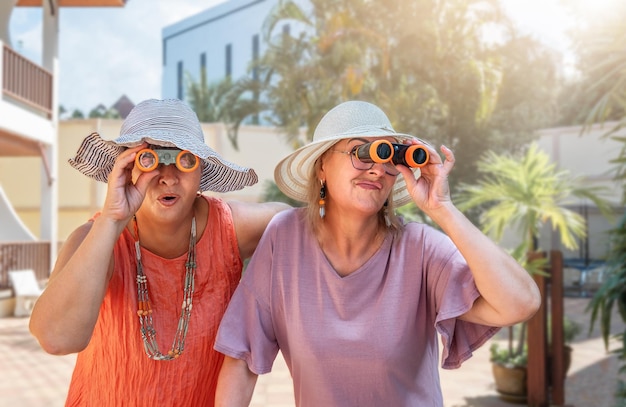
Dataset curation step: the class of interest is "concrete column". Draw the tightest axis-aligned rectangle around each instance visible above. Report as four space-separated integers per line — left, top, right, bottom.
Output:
42 0 59 72
0 0 18 46
41 0 59 267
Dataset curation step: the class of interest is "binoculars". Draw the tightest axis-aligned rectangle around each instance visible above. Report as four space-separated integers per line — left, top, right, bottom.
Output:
135 148 200 173
353 140 429 168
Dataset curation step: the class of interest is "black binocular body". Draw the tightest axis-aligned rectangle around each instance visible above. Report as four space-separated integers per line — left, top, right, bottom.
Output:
352 140 429 168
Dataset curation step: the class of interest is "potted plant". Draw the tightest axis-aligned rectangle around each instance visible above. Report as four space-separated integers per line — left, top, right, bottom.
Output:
489 314 581 401
489 325 528 401
487 248 545 402
456 144 610 402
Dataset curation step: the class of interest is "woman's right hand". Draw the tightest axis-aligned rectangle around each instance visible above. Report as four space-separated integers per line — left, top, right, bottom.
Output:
101 143 160 223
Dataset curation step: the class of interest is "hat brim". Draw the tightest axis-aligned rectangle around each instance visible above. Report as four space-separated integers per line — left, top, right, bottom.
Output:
274 129 419 207
69 132 258 193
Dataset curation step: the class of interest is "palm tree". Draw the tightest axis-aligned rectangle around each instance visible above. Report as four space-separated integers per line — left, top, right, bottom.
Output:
456 142 610 366
457 143 612 250
186 69 263 150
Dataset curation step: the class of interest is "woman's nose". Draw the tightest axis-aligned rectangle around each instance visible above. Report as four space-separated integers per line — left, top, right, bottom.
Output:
158 163 179 184
368 162 387 175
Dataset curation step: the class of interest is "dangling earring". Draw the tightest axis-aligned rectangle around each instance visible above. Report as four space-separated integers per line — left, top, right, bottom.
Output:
319 180 326 219
383 199 391 227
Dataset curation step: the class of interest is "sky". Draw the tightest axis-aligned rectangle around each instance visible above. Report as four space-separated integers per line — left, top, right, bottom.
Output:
5 0 604 116
9 0 226 115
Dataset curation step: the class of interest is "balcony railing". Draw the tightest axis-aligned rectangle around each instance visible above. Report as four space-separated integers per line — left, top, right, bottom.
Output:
0 241 51 290
2 44 53 118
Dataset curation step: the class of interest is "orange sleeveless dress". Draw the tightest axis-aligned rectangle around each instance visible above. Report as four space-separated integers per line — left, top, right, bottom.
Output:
65 196 241 406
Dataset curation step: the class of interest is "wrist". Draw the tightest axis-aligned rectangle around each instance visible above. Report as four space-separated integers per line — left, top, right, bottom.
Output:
425 202 462 230
93 212 131 237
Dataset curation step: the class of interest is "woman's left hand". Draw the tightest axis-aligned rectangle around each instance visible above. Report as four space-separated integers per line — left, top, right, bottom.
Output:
396 140 455 214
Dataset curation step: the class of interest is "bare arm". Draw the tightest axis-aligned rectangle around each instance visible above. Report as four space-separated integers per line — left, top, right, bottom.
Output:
430 203 540 326
29 144 159 354
228 201 291 260
29 217 121 354
215 356 258 407
398 143 541 327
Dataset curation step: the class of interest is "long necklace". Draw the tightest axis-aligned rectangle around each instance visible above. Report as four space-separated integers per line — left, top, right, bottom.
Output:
133 216 197 360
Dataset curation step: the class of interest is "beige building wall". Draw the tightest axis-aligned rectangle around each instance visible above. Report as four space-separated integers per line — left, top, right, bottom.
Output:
0 119 296 243
537 123 623 202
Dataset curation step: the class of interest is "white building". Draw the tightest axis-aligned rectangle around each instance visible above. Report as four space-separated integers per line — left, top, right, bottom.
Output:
161 0 306 110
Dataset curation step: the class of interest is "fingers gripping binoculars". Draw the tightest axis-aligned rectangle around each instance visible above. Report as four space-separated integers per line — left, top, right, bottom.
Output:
353 140 429 168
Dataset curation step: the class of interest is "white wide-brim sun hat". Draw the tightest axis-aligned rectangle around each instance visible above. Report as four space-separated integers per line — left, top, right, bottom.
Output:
274 100 420 208
69 98 258 193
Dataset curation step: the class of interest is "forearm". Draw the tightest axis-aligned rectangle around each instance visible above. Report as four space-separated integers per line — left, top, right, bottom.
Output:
215 356 258 407
29 215 127 354
428 203 541 326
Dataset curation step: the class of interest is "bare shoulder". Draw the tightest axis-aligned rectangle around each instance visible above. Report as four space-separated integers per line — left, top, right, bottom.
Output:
51 221 95 277
60 222 94 256
227 200 291 259
227 200 290 221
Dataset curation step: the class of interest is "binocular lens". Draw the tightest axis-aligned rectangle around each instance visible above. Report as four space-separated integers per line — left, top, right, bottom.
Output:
392 144 429 168
353 140 393 163
177 151 198 170
135 149 199 173
136 150 159 172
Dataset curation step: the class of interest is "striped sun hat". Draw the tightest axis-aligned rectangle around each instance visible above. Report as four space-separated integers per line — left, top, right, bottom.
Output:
274 100 422 207
69 98 258 193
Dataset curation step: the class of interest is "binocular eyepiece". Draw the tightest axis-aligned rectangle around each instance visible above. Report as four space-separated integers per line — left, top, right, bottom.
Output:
353 140 394 163
392 144 429 167
352 140 429 168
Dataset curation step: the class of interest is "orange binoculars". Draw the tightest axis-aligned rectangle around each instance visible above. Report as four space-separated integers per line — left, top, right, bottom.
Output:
392 143 429 168
352 140 429 168
135 148 200 173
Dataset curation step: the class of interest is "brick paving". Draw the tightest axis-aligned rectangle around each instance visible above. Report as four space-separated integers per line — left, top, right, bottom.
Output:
1 297 624 406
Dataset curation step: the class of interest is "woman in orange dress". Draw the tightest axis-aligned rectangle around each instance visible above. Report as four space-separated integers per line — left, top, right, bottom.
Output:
29 99 288 406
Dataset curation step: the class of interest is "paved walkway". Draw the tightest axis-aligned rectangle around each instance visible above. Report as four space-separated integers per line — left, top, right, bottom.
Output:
1 297 623 406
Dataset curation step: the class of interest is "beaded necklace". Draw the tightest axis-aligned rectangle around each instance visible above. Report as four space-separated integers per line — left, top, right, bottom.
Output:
133 216 197 360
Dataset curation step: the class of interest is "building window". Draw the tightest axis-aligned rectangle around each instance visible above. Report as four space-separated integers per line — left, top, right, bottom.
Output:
200 52 206 72
252 34 259 81
252 34 260 124
283 24 290 36
225 44 232 78
177 61 184 100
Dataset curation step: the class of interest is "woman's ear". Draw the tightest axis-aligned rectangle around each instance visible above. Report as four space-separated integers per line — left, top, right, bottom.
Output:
317 153 327 180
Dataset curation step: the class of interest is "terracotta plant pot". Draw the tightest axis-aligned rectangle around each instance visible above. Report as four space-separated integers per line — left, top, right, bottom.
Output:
492 346 572 403
491 362 527 403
